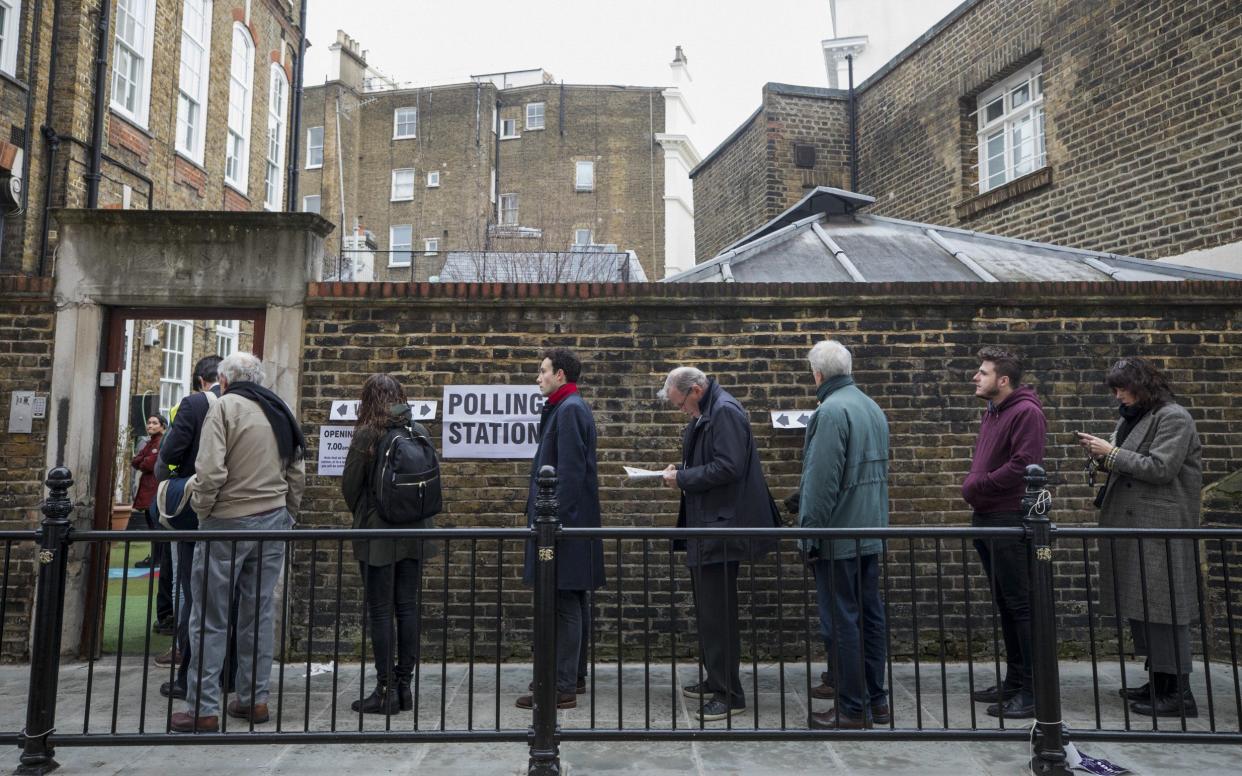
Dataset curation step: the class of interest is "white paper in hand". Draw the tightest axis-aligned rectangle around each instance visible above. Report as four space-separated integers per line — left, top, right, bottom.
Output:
623 465 665 481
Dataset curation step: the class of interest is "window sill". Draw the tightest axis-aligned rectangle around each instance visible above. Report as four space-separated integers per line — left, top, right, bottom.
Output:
391 196 414 203
387 262 412 269
109 107 153 137
955 166 1052 220
306 164 323 170
525 126 544 132
174 150 207 173
0 70 29 91
393 135 416 141
224 181 250 199
500 134 521 141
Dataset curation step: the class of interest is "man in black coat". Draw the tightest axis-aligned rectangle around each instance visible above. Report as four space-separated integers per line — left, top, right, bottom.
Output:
518 348 605 710
661 366 777 721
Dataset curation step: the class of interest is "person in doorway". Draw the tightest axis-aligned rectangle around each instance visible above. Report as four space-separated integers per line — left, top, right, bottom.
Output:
963 347 1046 719
517 348 604 711
342 374 438 714
131 415 173 630
171 352 304 733
660 366 777 722
1076 357 1202 718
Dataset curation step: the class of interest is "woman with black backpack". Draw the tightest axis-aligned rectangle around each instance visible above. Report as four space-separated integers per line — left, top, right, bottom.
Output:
342 373 438 714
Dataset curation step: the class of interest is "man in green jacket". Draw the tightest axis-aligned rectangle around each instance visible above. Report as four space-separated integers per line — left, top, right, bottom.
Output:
799 340 890 730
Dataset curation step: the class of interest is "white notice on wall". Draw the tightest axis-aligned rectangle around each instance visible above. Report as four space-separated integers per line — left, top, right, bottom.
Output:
317 426 355 476
770 410 814 430
329 399 438 422
441 385 545 459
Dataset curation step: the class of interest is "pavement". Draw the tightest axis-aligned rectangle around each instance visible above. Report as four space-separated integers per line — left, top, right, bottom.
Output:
2 660 1239 775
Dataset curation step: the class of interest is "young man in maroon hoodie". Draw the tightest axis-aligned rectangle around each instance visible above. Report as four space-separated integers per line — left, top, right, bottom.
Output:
963 347 1046 719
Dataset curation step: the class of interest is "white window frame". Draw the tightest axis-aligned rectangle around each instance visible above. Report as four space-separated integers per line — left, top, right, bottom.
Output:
306 126 324 169
499 193 518 225
500 118 519 139
388 225 413 267
426 170 440 188
264 63 289 210
573 228 592 246
225 23 255 193
0 1 22 78
525 102 545 131
423 238 439 255
976 61 1045 193
575 160 594 192
391 168 415 201
110 0 157 127
159 321 193 416
175 0 213 163
215 320 239 357
302 194 320 214
393 106 418 139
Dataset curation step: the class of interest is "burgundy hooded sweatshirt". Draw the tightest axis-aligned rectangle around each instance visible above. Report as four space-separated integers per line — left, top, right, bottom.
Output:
962 386 1047 514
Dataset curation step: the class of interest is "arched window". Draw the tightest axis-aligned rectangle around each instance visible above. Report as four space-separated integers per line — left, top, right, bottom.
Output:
176 0 214 163
225 23 255 193
264 63 289 210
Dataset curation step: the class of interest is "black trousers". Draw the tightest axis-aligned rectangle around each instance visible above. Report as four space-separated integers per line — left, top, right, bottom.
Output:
972 511 1033 695
142 506 174 624
690 561 744 707
554 590 591 693
362 558 422 683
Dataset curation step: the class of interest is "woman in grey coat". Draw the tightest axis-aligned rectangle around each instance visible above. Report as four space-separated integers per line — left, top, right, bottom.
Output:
1076 357 1202 718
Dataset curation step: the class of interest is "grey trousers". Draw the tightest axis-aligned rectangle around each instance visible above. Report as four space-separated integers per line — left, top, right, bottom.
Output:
185 508 292 716
1131 619 1194 675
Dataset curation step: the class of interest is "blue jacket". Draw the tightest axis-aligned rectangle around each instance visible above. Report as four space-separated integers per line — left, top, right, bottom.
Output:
522 391 605 590
797 375 890 560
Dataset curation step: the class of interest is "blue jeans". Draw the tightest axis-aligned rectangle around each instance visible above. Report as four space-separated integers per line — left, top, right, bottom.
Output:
813 553 887 717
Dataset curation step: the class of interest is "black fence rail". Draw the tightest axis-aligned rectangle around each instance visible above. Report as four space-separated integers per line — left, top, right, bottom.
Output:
6 466 1242 775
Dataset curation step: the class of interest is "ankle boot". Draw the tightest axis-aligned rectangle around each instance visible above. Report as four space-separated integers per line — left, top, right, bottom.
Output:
397 676 413 711
351 681 400 715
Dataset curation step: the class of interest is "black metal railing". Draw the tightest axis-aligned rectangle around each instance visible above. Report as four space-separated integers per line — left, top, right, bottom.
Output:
5 465 1242 775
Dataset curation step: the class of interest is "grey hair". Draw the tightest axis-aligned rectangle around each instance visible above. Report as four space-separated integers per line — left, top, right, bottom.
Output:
808 339 852 379
658 366 708 401
218 352 267 386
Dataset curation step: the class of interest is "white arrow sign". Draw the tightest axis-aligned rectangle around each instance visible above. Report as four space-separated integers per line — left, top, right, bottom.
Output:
329 399 438 422
769 410 814 429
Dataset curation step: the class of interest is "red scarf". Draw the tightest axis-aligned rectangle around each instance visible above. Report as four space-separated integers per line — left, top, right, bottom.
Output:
546 382 578 406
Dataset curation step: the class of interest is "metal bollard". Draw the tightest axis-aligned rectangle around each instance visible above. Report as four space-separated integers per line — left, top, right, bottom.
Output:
17 468 74 775
528 465 561 776
1022 464 1071 775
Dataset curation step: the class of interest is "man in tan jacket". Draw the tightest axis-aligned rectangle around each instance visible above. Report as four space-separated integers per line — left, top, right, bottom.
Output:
171 352 305 733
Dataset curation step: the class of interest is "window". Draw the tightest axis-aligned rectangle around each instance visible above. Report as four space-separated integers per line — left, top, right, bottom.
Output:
423 238 439 255
306 126 324 168
263 64 289 210
175 0 213 162
393 107 417 139
389 225 412 267
426 170 440 188
111 0 157 126
574 228 592 246
500 118 518 139
391 168 415 201
225 24 255 192
159 321 192 415
525 102 545 130
499 194 518 226
302 194 320 214
575 160 594 192
0 1 23 77
215 320 238 357
976 62 1045 193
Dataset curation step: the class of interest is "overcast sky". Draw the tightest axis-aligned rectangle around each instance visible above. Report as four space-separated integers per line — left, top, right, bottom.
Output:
302 0 841 155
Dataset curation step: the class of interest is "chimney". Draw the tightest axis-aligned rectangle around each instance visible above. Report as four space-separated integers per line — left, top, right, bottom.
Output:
328 29 368 92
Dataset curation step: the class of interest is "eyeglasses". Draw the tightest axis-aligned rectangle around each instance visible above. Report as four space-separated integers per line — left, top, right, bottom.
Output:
670 388 696 412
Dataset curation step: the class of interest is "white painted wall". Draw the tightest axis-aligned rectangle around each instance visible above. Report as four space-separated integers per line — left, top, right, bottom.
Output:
823 0 961 87
660 48 701 277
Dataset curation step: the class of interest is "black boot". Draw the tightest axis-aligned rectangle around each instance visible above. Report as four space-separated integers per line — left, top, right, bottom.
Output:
351 681 400 715
397 675 413 711
1131 674 1197 718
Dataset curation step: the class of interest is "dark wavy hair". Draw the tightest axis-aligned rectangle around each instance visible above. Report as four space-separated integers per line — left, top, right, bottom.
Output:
1105 357 1173 410
353 374 407 455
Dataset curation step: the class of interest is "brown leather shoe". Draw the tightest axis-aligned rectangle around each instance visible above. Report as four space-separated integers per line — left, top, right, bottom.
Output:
527 678 587 694
226 698 270 724
810 681 836 699
809 707 872 730
154 647 181 667
169 711 219 733
515 692 577 710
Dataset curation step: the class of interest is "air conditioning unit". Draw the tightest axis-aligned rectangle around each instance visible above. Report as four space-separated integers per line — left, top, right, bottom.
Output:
143 326 160 347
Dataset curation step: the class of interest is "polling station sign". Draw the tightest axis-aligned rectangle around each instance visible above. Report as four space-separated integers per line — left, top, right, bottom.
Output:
442 385 544 458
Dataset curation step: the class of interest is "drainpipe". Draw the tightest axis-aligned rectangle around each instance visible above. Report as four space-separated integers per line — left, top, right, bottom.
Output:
286 0 309 210
36 0 65 275
847 53 857 193
85 0 113 208
18 0 45 216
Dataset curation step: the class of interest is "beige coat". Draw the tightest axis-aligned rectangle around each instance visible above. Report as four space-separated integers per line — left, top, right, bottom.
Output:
191 392 305 520
1097 401 1202 625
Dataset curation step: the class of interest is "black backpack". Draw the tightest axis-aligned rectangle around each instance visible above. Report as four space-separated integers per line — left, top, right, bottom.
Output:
371 425 442 524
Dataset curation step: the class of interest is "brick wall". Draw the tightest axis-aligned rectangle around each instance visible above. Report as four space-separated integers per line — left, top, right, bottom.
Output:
293 280 1242 661
0 276 55 660
689 110 766 263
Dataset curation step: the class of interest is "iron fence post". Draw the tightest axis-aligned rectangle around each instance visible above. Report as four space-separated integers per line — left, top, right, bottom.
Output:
1022 464 1071 775
17 467 74 775
528 465 561 776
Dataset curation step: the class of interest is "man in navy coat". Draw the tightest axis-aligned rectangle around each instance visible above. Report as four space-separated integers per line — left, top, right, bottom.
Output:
518 348 605 710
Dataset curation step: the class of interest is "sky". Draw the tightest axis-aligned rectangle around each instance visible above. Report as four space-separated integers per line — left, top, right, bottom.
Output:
302 0 842 156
